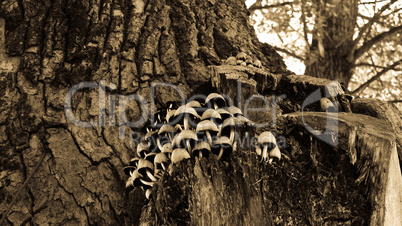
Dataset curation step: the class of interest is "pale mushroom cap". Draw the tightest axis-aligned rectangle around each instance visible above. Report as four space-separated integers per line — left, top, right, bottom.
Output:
201 109 222 121
222 117 235 128
173 129 198 147
193 141 211 152
175 105 201 118
255 146 262 156
205 93 226 108
124 166 136 176
129 157 140 167
233 115 251 125
186 100 202 108
154 152 169 165
227 106 243 116
196 120 219 132
145 189 152 199
166 109 177 123
216 109 232 120
269 146 281 160
258 131 277 145
144 152 157 163
320 97 336 112
236 52 248 60
171 148 191 164
145 130 158 140
138 159 154 172
161 142 173 153
137 142 150 157
212 136 231 146
158 124 176 134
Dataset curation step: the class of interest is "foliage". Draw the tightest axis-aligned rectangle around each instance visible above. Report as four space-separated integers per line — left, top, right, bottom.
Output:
247 0 402 110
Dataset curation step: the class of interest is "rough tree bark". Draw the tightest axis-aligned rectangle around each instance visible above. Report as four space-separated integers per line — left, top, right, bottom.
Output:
0 0 400 225
305 0 358 87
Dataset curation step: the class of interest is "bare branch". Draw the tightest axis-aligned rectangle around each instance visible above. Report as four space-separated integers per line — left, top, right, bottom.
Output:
388 100 402 103
272 46 305 61
300 0 310 50
249 1 294 12
350 59 402 95
353 0 398 48
354 24 402 60
353 62 402 71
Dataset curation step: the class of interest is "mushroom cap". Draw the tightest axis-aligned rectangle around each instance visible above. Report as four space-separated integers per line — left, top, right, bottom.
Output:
171 148 191 164
193 141 211 158
258 131 277 147
145 189 152 199
196 120 219 132
269 146 281 160
173 129 198 147
320 97 336 112
124 166 136 176
236 52 248 60
255 146 262 156
137 142 150 158
186 100 202 108
144 152 157 163
154 152 169 164
161 142 173 153
216 109 232 121
193 141 211 152
233 115 252 126
253 59 262 68
226 106 243 116
201 109 222 121
222 117 235 128
129 157 140 167
144 130 158 140
175 105 201 118
158 124 176 134
212 136 232 147
205 93 226 108
138 159 154 174
166 109 177 123
126 169 143 188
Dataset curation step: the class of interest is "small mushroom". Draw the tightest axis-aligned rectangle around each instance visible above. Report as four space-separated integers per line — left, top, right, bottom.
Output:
226 106 243 117
216 108 233 121
212 136 233 161
171 148 191 164
166 109 177 124
174 105 200 130
145 189 152 199
193 141 211 159
144 129 159 152
137 142 150 158
123 165 136 176
205 93 226 109
220 117 236 144
154 152 169 173
186 100 202 108
236 52 248 61
144 152 157 163
245 58 253 65
201 109 222 125
225 56 237 65
157 124 176 150
236 59 244 65
320 97 336 112
173 129 198 153
137 159 158 182
196 120 219 144
240 62 247 66
257 131 277 162
253 59 262 68
126 169 153 190
268 145 281 164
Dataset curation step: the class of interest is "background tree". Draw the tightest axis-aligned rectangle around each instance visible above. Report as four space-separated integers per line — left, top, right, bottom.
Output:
248 0 402 107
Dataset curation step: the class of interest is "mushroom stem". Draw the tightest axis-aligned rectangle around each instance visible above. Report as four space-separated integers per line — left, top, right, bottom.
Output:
161 163 166 171
206 131 213 144
146 170 158 182
229 128 235 144
157 139 163 151
184 116 190 130
186 139 192 153
216 146 224 161
213 102 218 110
262 145 268 161
140 179 154 187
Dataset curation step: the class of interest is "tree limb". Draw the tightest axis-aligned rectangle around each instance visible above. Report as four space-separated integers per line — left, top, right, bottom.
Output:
388 100 402 103
272 46 305 61
353 62 402 71
354 24 402 60
353 0 398 50
350 59 402 95
249 1 294 12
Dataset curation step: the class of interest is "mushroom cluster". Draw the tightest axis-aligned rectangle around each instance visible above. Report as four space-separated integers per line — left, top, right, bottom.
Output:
223 52 262 68
124 93 282 199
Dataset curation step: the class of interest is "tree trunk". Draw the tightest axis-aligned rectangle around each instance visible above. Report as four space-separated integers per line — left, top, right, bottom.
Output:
0 0 400 225
305 0 358 87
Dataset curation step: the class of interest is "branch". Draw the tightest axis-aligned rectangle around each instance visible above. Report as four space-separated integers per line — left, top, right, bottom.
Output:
353 0 398 49
272 46 305 61
354 24 402 60
249 1 294 12
353 62 402 71
388 100 402 103
350 59 402 95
